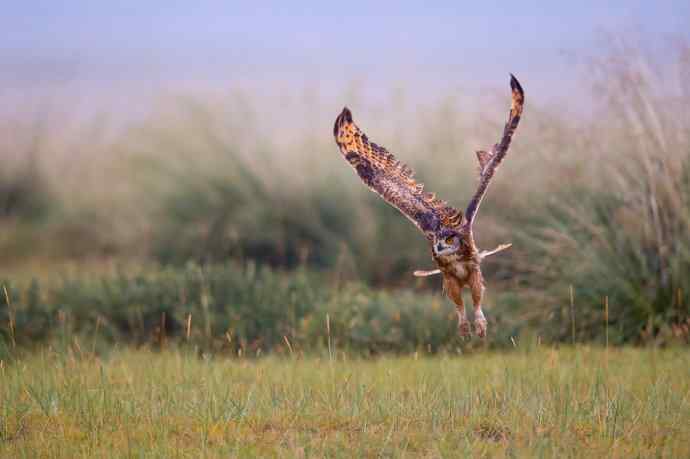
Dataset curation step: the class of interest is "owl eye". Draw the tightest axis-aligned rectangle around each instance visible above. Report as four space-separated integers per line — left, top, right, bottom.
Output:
445 236 455 245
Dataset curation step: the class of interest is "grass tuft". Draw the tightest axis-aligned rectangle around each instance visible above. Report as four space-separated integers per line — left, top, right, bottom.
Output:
1 347 687 457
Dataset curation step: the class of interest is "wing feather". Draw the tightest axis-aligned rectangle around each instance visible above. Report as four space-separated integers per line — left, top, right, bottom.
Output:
464 75 524 228
333 108 462 239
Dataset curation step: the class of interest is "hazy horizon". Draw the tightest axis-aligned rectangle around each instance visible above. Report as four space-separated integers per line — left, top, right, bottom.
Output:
1 2 689 124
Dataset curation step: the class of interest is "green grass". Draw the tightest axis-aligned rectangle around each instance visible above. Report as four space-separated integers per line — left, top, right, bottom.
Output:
1 346 688 458
1 38 688 458
1 263 529 355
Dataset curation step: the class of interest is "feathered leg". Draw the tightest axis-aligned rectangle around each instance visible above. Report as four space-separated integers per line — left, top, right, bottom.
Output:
444 277 471 338
469 268 488 338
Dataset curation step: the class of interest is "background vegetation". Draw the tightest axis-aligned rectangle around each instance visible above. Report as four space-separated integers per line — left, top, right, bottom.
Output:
2 44 690 350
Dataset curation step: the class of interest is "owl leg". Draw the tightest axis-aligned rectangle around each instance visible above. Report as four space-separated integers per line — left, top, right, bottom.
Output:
444 277 470 338
469 269 488 338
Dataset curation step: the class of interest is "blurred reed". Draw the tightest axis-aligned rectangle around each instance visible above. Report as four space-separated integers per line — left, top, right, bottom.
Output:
1 42 688 345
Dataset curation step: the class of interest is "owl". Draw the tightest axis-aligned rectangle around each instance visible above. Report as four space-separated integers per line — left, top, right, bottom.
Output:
333 75 524 338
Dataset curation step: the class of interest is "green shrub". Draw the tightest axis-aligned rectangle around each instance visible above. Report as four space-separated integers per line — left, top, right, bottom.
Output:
1 264 481 354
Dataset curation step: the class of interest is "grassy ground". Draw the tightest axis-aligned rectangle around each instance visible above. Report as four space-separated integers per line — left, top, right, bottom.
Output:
2 346 688 458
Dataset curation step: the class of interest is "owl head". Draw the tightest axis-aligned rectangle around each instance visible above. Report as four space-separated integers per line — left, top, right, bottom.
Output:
432 228 464 256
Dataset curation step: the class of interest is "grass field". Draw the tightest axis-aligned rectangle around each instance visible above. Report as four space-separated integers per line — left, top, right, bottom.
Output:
2 346 688 458
1 42 689 458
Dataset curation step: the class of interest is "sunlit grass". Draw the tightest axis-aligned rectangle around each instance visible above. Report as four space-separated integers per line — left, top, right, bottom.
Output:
1 346 688 457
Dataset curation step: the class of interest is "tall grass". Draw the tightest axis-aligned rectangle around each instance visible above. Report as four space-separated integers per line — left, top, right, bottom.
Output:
123 94 479 284
511 43 690 343
2 43 689 344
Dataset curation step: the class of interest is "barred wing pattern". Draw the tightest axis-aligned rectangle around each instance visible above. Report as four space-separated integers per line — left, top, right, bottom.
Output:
464 75 525 229
333 108 462 239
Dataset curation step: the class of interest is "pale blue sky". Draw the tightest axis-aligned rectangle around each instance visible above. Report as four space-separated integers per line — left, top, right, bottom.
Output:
2 1 689 114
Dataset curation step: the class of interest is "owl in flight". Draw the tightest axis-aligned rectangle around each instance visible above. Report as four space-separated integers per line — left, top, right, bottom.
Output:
333 75 524 338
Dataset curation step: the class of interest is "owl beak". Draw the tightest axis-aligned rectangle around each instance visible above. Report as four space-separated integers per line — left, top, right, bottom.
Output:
436 243 443 253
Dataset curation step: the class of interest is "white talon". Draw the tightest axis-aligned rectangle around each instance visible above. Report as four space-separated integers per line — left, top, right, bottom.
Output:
457 310 471 338
474 309 488 338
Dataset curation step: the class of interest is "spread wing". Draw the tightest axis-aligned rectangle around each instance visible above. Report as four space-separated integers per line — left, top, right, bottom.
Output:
333 108 462 239
464 75 524 229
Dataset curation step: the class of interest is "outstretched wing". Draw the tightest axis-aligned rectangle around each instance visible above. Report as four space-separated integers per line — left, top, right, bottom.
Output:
464 74 524 229
333 108 462 239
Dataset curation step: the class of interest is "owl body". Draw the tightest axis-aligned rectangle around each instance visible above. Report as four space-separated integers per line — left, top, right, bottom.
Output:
437 256 472 282
333 75 524 338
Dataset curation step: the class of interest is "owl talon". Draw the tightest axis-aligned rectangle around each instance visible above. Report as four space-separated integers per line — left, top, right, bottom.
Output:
474 312 488 338
458 319 471 338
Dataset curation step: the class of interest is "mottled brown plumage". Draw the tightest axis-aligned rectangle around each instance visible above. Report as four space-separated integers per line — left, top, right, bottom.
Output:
333 109 463 237
333 75 524 338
